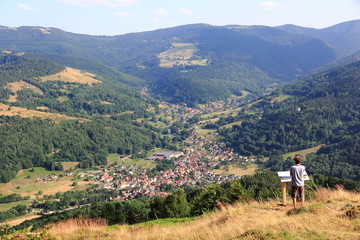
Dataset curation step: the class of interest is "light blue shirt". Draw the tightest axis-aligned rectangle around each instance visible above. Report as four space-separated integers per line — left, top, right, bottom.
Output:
290 165 307 187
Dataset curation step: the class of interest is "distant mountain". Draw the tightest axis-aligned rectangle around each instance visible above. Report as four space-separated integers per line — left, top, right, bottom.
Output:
219 60 360 179
277 19 360 55
0 21 356 104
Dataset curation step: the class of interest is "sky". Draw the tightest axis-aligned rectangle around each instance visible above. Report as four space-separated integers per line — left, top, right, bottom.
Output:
0 0 359 36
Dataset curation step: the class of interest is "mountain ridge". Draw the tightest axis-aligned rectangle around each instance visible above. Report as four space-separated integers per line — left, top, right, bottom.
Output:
1 21 354 104
277 19 360 55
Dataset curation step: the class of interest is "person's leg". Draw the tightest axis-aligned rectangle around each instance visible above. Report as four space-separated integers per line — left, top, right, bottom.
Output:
299 186 305 206
292 197 296 208
291 186 298 208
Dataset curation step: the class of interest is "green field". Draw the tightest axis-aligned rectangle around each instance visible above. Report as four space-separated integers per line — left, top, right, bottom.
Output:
0 199 33 212
199 107 243 122
222 121 242 129
107 154 157 169
195 128 217 137
274 94 292 102
135 217 195 227
0 167 87 199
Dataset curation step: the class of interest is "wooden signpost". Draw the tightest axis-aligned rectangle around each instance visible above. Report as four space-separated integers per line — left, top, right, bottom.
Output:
277 171 309 206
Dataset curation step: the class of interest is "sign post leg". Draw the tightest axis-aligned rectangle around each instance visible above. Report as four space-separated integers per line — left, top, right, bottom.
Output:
282 182 287 206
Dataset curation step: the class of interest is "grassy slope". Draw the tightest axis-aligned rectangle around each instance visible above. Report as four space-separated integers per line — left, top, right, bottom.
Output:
46 188 360 240
282 145 324 159
0 104 88 124
0 167 88 199
107 154 157 169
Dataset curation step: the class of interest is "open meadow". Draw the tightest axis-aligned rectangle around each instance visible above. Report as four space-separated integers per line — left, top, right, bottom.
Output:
46 188 360 240
40 67 101 85
0 103 89 123
0 167 88 200
213 164 258 177
107 154 157 169
158 43 208 67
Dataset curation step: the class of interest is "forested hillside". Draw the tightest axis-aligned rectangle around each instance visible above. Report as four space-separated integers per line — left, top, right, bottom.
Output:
277 19 360 55
0 22 344 105
0 53 165 183
218 60 360 179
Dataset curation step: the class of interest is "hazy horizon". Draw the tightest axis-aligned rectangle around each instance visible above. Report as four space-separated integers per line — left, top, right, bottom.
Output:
0 0 359 36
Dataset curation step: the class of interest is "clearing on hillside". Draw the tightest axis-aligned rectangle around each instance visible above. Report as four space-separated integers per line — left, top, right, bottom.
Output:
282 145 324 159
5 81 44 102
158 43 208 67
40 67 101 85
6 214 42 227
0 103 88 123
213 164 258 176
0 168 88 199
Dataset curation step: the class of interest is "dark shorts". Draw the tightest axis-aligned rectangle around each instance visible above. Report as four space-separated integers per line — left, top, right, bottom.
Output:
291 186 304 199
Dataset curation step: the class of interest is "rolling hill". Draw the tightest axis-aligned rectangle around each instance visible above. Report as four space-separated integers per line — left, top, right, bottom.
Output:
1 21 355 104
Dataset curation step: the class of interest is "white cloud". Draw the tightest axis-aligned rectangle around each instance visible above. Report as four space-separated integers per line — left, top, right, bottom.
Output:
116 11 135 17
150 9 169 16
18 3 39 11
179 8 192 15
258 1 283 10
57 0 137 8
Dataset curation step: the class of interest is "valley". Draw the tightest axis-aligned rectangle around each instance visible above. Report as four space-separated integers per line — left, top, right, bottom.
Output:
0 18 360 239
0 93 336 227
0 96 259 224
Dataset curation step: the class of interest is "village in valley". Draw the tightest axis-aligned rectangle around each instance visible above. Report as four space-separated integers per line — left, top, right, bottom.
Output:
72 98 257 200
76 136 256 200
36 98 257 201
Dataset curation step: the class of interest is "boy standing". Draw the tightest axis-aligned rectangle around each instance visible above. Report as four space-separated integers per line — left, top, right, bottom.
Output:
290 156 307 208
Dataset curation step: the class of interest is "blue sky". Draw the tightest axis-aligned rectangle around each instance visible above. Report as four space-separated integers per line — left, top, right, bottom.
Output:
0 0 359 36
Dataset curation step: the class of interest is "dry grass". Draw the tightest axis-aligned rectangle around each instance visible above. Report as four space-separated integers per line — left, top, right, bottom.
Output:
36 106 50 111
271 94 292 103
5 81 44 102
283 145 324 159
0 103 89 123
5 214 42 227
221 120 243 129
46 188 360 240
47 218 109 239
213 164 258 176
100 101 114 105
40 67 101 85
61 162 79 171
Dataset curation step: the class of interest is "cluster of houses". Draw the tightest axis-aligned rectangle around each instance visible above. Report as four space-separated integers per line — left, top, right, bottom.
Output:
36 172 73 183
76 129 256 200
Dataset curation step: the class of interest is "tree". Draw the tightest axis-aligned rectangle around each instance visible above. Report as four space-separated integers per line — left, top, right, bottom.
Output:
164 189 190 218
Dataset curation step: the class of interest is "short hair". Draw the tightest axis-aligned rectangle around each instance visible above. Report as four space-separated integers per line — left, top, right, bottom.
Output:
294 156 302 164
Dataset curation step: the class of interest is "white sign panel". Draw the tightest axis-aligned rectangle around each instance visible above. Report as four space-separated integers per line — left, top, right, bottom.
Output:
277 171 309 182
